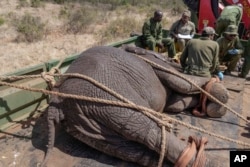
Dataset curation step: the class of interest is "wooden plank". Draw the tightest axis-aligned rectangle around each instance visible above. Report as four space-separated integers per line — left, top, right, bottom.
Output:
222 73 245 92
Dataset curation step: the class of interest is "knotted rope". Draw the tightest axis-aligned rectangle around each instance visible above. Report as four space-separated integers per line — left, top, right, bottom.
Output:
1 55 250 166
175 136 208 167
135 54 250 124
192 77 220 117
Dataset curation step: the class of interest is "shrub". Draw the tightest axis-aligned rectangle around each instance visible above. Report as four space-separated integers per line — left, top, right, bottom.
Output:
0 17 4 26
66 7 97 34
31 0 43 8
99 16 142 44
15 13 45 42
18 0 30 7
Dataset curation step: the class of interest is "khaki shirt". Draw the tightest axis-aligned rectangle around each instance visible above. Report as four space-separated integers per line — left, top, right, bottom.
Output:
218 5 243 26
142 18 162 43
170 20 195 36
180 37 219 77
216 35 244 61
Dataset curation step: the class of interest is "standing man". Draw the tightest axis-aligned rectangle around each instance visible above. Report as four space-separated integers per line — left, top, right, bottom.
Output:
180 27 222 79
216 25 244 75
142 10 176 58
215 3 243 37
169 10 196 52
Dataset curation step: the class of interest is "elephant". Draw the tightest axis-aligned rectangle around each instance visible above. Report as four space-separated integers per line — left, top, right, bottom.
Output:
42 46 229 167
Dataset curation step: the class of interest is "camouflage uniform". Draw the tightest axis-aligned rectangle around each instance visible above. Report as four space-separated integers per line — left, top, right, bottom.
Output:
170 11 195 52
216 25 244 72
180 37 219 77
142 18 176 58
215 5 243 36
239 39 250 78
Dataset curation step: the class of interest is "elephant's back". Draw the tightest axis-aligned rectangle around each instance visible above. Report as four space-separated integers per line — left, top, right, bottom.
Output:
60 46 167 111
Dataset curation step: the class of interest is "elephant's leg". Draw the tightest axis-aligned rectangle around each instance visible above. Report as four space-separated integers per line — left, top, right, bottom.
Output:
62 101 226 167
67 129 172 167
165 92 199 113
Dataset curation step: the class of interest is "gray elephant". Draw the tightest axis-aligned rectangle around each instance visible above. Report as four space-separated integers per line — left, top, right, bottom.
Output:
43 46 229 167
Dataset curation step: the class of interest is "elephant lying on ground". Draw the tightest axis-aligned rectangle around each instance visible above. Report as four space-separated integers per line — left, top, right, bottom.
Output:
44 46 229 166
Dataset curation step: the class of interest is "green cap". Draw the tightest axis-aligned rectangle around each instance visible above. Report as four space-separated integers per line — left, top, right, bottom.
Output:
223 25 238 35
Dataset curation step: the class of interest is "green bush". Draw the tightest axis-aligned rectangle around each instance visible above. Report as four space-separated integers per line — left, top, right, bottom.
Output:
0 17 4 26
66 7 97 34
18 0 30 7
31 0 43 8
15 13 45 42
99 16 142 44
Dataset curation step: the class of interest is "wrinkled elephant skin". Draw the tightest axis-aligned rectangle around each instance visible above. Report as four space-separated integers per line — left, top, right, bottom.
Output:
45 46 227 167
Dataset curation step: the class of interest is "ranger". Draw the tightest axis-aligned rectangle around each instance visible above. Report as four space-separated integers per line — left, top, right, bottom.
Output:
169 10 196 52
215 3 243 37
142 10 176 58
216 25 244 75
180 26 222 79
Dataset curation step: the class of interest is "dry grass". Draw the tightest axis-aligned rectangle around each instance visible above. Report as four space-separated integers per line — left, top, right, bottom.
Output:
0 0 185 75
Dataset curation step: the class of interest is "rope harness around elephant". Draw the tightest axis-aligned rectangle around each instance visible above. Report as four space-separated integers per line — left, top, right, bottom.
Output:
1 57 250 167
174 136 208 167
192 77 221 117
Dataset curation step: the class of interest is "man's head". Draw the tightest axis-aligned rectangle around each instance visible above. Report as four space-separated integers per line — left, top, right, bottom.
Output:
181 10 191 23
201 26 217 39
223 25 238 40
153 10 163 22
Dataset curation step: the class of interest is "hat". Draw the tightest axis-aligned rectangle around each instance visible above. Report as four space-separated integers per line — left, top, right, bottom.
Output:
182 10 191 17
223 25 238 35
202 26 218 36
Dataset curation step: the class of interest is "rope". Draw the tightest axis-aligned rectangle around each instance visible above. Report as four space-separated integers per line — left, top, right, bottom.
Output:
174 136 208 167
192 77 220 117
0 74 250 148
135 55 250 124
42 57 65 89
1 55 250 166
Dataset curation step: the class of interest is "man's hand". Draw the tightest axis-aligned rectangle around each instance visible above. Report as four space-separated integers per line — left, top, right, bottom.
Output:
228 49 239 55
217 71 224 80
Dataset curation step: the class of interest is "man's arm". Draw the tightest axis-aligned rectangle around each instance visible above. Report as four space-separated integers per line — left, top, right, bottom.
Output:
155 23 163 43
234 37 244 54
169 21 179 38
142 21 155 41
190 22 196 36
211 42 220 73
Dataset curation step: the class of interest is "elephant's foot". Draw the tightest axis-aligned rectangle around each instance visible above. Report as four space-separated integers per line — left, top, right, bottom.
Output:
206 102 227 117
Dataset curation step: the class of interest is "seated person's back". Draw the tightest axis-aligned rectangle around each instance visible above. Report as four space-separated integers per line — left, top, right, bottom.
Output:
180 27 220 78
